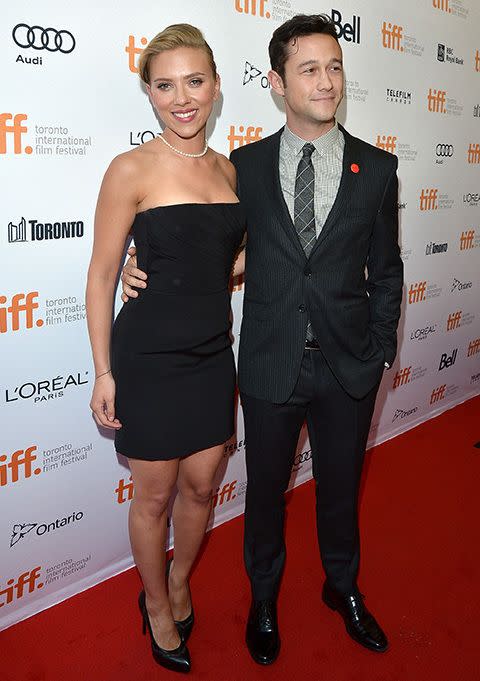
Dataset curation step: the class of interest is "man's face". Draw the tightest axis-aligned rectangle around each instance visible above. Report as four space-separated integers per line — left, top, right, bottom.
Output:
270 33 343 135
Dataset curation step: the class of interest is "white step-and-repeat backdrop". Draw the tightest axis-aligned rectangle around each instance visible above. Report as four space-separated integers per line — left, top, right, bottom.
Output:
1 0 479 630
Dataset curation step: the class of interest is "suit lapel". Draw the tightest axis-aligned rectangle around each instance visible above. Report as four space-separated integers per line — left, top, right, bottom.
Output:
310 124 361 256
266 128 306 259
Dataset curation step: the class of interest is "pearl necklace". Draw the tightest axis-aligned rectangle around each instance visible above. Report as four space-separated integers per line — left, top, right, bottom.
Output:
158 134 208 158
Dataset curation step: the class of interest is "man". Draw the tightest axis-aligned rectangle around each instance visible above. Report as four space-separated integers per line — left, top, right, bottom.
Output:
122 14 403 665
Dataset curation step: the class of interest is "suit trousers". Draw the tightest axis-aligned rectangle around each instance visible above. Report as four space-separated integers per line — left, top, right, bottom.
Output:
241 348 380 601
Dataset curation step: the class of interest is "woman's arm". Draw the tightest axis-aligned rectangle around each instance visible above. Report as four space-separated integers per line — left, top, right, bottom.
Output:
86 154 139 428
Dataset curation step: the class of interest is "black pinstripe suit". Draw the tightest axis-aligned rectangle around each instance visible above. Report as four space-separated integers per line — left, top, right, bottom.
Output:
230 124 403 599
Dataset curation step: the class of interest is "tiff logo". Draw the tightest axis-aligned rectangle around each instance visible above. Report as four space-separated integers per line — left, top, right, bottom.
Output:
432 0 451 12
427 89 446 113
8 217 27 243
0 292 44 333
235 0 270 18
0 446 41 487
381 22 403 51
420 188 438 211
0 113 32 154
460 230 475 250
446 311 462 331
228 125 262 152
393 367 411 388
115 476 134 504
408 282 427 304
376 134 397 153
0 567 43 607
212 481 237 508
467 338 480 357
467 143 480 163
125 35 148 73
430 385 446 404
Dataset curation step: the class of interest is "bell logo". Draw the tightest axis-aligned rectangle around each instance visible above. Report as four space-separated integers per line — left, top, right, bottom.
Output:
475 50 480 73
460 230 475 250
0 292 44 333
376 135 397 153
0 446 41 487
0 113 32 155
393 367 411 388
125 35 148 73
446 311 462 331
467 143 480 163
430 385 446 404
331 9 361 44
115 476 134 504
381 22 403 51
467 338 480 357
419 189 438 211
439 349 457 370
234 1 270 18
408 282 427 304
432 0 451 12
228 125 262 152
212 480 237 508
0 567 44 607
427 89 446 113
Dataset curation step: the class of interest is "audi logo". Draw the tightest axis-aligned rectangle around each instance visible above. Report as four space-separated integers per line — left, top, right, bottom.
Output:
436 144 454 157
12 24 76 53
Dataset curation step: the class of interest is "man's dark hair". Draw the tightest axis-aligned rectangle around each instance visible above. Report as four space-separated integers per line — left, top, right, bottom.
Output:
269 14 339 81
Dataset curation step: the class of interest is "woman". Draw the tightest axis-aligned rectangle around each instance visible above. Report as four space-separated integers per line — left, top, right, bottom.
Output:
86 24 245 673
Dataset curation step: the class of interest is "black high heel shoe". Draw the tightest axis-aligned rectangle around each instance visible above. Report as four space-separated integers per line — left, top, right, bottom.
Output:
166 558 195 643
138 590 191 673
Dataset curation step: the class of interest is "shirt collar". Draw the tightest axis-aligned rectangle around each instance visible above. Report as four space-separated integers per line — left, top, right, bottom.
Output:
282 122 340 158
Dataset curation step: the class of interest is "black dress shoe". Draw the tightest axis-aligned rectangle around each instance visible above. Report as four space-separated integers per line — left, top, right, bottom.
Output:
166 558 195 642
246 599 280 665
322 582 388 652
138 591 191 673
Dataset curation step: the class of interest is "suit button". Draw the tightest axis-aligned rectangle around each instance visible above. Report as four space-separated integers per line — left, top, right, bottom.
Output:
304 267 312 277
298 304 306 313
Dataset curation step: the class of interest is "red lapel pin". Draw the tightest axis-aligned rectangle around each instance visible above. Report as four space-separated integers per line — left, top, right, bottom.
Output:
350 163 360 173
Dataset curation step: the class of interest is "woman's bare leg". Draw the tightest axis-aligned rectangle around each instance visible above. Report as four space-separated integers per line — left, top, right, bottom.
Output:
128 457 180 650
168 443 225 620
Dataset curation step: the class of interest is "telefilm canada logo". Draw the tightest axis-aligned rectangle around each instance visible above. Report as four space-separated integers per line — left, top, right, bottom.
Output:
10 511 84 548
7 217 84 243
12 23 76 66
386 87 412 105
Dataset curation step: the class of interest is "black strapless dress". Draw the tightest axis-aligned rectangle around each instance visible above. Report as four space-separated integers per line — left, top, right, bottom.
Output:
111 203 245 460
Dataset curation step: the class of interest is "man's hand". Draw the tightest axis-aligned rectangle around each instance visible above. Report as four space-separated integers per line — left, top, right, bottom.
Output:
121 246 147 302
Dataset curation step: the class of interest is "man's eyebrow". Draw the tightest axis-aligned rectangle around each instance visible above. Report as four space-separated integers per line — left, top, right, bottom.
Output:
296 58 343 69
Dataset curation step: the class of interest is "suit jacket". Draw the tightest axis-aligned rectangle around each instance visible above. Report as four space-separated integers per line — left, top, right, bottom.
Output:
230 124 403 402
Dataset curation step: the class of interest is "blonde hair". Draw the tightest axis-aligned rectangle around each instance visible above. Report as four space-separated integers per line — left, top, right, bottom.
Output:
138 23 217 85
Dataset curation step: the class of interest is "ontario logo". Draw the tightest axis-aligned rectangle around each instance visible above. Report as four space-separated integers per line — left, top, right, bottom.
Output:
10 512 84 548
242 61 271 89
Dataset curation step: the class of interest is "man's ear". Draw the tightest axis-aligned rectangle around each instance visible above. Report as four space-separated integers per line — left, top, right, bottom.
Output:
268 70 286 97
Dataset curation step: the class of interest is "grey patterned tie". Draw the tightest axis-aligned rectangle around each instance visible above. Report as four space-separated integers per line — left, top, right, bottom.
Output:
294 143 316 341
294 143 316 257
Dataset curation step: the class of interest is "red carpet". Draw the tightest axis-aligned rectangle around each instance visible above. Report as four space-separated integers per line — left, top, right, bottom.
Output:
2 397 479 681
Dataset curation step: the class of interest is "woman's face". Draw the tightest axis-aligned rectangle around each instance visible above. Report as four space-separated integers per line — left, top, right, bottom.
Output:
147 47 219 140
